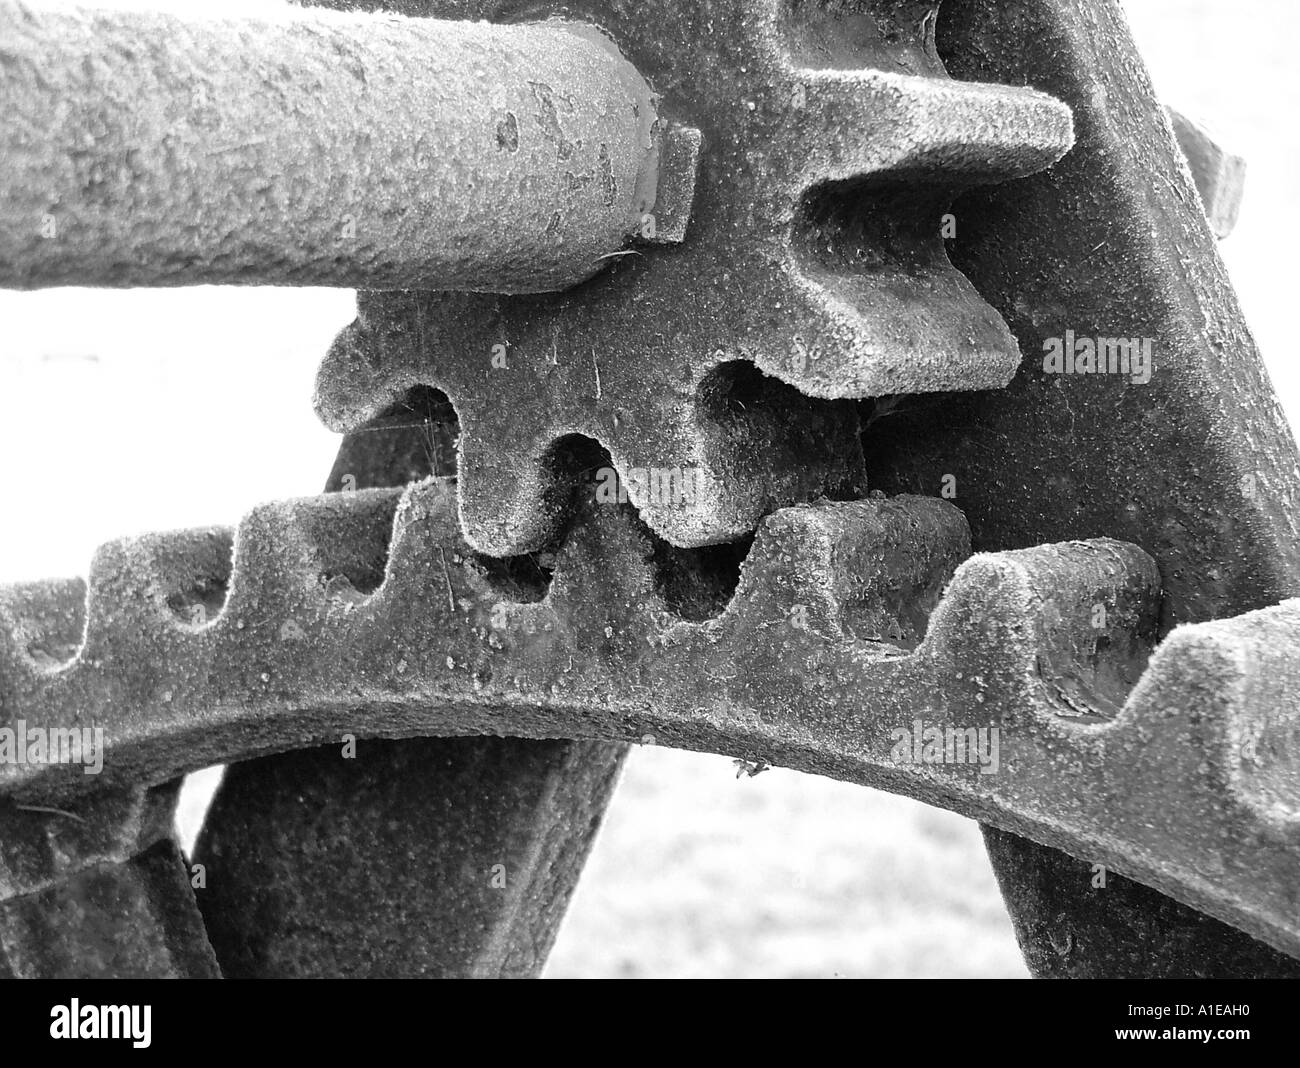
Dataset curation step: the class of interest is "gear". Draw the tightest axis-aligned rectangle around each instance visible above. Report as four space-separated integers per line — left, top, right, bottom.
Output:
313 0 1073 554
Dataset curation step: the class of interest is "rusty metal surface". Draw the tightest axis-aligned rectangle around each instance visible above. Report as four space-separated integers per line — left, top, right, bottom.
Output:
0 783 218 977
1 781 175 900
982 826 1300 979
0 2 681 292
1 839 220 979
868 0 1300 979
301 0 1300 976
0 0 1297 980
3 479 1300 960
311 0 1074 555
195 737 624 977
191 411 629 979
879 0 1300 633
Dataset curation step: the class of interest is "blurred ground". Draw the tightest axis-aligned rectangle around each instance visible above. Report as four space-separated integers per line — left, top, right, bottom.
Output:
1 0 1293 978
543 751 1025 978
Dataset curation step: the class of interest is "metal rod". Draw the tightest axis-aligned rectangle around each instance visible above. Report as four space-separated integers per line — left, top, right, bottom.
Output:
0 2 663 292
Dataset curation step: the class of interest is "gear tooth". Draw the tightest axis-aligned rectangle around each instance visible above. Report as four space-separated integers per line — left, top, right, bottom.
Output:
229 490 401 616
388 478 462 566
631 462 768 549
546 497 658 614
602 400 786 549
797 70 1073 185
312 319 384 436
225 500 327 627
729 495 969 641
405 478 547 604
455 432 573 557
313 300 434 435
1128 602 1300 829
758 70 1073 400
641 362 866 545
357 480 502 682
928 538 1161 719
757 256 1021 398
75 528 236 665
612 447 738 549
0 578 87 679
379 479 456 613
920 551 1044 708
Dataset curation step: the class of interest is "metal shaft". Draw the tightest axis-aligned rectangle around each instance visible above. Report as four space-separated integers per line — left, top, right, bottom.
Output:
0 2 662 292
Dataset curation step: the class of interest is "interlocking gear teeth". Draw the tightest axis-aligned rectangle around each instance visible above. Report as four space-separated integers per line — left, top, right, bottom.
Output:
0 0 1292 981
12 482 1300 956
312 0 1072 555
187 405 627 980
314 293 869 555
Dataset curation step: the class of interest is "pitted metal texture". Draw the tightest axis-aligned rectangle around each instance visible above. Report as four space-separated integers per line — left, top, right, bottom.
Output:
2 482 1298 959
312 0 1074 555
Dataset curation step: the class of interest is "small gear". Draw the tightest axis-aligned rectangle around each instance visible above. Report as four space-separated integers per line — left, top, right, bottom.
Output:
314 0 1073 555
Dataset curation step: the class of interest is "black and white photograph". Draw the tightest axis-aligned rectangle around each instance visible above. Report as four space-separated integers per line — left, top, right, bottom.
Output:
0 0 1294 1031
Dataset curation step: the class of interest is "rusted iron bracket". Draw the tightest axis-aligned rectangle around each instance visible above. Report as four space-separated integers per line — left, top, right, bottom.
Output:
874 0 1300 977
